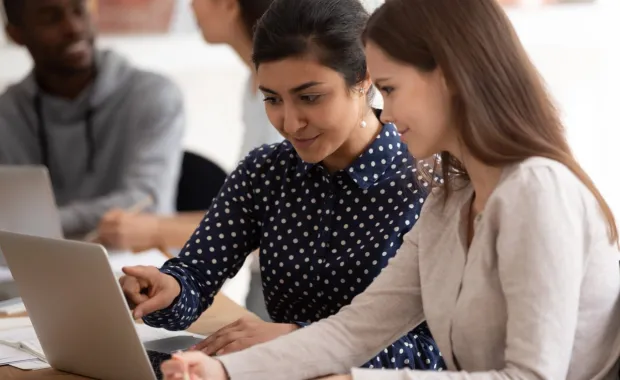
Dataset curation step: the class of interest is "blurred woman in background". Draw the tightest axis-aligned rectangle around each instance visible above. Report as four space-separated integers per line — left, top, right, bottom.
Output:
96 0 280 311
97 0 280 252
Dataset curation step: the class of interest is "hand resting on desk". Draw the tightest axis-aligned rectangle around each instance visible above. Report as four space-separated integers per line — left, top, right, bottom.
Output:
98 210 161 251
190 315 298 356
120 265 181 319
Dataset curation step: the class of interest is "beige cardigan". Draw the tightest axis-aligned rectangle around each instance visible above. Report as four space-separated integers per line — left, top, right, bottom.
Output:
219 157 620 379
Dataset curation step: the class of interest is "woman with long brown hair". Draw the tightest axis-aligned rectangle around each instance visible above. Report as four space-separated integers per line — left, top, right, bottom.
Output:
160 0 620 378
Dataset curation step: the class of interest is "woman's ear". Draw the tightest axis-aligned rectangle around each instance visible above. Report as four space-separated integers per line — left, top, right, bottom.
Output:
362 70 372 93
436 67 455 97
220 0 241 17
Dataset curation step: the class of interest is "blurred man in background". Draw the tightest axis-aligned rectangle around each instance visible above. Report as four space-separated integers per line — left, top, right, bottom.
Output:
0 0 185 238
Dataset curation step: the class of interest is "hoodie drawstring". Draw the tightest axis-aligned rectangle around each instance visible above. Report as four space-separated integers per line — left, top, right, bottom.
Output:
84 107 96 172
33 93 96 188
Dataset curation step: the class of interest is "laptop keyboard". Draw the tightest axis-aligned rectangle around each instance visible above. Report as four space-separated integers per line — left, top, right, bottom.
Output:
147 350 172 380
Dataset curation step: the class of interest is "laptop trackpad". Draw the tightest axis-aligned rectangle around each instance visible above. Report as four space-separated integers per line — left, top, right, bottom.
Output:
143 336 205 354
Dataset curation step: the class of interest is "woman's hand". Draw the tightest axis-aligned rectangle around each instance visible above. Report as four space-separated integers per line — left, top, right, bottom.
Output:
119 265 181 319
191 316 299 355
97 210 161 251
162 351 353 380
161 351 228 380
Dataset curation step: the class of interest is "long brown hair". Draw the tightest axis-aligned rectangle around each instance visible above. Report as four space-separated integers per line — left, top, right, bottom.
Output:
363 0 618 244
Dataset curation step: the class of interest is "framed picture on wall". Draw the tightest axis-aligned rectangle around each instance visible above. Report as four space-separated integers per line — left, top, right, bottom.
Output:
90 0 178 34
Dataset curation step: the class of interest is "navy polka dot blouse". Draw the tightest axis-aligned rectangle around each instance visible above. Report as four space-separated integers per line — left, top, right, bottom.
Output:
143 122 446 371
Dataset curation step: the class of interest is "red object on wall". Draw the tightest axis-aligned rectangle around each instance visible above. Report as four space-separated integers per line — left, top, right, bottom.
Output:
91 0 176 34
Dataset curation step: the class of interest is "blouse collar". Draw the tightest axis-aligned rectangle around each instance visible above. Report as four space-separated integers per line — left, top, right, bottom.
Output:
295 122 406 189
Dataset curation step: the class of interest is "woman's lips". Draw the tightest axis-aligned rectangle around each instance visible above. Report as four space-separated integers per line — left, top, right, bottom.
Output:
292 135 320 149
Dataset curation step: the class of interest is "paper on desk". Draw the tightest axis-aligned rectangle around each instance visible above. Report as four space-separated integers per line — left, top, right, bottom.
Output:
10 358 50 370
0 326 50 370
108 249 169 277
0 327 45 360
135 323 205 342
0 326 39 345
0 343 36 365
0 317 32 331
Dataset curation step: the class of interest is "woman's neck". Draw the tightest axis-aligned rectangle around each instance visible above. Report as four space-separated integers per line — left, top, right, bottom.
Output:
322 109 382 173
458 151 503 214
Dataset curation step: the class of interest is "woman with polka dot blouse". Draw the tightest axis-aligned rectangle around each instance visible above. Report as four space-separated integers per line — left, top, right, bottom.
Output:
120 0 444 371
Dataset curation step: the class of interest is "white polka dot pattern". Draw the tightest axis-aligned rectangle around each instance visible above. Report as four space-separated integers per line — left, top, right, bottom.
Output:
143 123 445 370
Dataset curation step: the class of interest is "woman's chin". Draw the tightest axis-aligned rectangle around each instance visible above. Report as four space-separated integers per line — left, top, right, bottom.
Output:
295 151 323 165
407 145 431 160
292 139 327 164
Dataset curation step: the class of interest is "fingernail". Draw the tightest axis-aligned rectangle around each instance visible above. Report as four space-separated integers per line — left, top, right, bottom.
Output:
172 350 184 358
134 311 142 319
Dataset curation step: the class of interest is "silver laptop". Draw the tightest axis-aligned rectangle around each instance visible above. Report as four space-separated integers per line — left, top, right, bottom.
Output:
0 231 204 380
0 166 63 265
